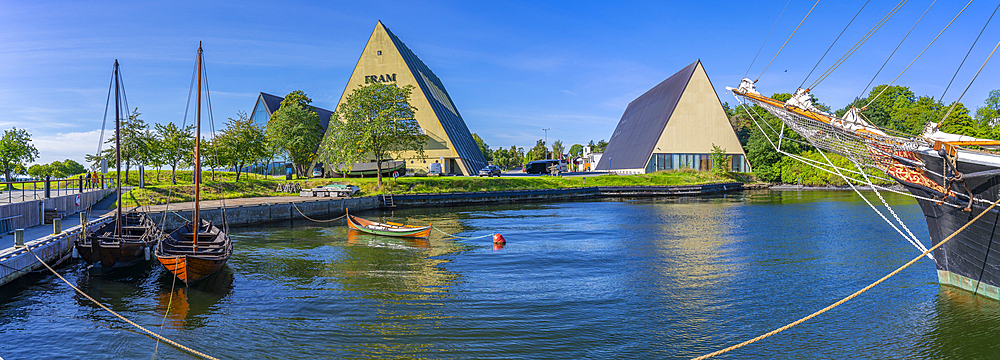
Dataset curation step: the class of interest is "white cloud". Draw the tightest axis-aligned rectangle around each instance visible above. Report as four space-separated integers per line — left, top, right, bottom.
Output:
30 129 105 166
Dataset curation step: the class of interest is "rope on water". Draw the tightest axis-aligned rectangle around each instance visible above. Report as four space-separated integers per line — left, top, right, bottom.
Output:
432 227 495 240
290 202 347 223
24 245 219 360
151 259 179 360
691 195 1000 360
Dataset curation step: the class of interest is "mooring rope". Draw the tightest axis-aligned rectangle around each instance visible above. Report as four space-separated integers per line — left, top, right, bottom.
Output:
290 202 347 223
432 227 495 240
23 245 218 360
151 261 179 360
691 195 1000 360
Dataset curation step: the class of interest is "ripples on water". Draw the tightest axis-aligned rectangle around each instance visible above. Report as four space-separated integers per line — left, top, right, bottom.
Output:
3 191 1000 359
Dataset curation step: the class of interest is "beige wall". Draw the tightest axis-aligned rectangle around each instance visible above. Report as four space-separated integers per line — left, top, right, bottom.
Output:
651 63 747 159
333 22 471 175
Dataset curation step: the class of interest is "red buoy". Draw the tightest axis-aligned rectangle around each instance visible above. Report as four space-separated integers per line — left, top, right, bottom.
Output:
493 233 506 244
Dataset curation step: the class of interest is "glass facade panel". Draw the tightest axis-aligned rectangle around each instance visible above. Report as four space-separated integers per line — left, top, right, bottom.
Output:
251 98 270 127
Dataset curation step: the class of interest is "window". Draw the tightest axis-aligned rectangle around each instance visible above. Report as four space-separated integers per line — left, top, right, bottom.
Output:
377 50 382 55
251 98 270 127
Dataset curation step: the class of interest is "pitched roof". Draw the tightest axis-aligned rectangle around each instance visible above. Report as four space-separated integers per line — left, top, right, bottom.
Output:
595 60 700 170
256 92 336 130
380 22 487 172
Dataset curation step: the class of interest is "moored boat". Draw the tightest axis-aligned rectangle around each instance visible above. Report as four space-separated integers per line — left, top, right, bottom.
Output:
74 60 163 273
346 208 431 238
155 42 232 285
156 219 231 284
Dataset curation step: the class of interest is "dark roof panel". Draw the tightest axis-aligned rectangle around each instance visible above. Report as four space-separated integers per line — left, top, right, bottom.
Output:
258 92 335 130
382 23 488 173
595 61 699 170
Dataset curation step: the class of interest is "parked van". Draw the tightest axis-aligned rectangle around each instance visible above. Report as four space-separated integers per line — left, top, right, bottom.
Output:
524 160 566 174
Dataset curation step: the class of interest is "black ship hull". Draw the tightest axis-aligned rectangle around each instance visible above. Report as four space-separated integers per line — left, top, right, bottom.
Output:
898 150 1000 300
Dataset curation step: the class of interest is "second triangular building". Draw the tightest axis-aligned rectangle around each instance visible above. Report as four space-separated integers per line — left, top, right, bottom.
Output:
596 60 750 174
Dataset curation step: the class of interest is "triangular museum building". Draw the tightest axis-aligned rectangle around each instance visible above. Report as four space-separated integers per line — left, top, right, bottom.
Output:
596 60 750 174
330 21 487 176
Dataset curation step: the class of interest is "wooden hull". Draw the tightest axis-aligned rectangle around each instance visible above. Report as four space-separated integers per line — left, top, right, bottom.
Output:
155 219 231 285
346 210 431 238
75 212 162 272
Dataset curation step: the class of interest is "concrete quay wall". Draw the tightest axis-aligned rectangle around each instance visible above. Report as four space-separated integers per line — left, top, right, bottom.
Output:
392 182 744 207
146 196 380 230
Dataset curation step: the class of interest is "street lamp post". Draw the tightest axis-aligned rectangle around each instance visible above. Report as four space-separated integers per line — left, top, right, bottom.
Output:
542 128 550 159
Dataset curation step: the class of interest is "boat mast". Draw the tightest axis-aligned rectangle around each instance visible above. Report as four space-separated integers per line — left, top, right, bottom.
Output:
193 42 202 249
114 59 122 235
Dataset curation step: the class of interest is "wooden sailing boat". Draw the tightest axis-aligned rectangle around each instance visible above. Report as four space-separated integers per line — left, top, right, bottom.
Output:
75 60 163 273
155 43 232 285
346 208 432 238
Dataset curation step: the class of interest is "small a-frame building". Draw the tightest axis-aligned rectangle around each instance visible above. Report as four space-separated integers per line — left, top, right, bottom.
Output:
246 91 336 176
595 60 750 174
248 92 335 130
329 21 487 176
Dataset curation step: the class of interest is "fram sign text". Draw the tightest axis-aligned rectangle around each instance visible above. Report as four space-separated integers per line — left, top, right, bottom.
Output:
365 74 396 83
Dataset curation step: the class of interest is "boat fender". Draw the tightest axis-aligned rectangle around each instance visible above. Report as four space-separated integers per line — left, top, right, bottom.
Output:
493 233 506 244
71 246 79 259
144 246 151 261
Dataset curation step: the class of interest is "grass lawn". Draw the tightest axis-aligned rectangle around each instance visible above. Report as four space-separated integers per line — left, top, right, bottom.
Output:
118 169 750 207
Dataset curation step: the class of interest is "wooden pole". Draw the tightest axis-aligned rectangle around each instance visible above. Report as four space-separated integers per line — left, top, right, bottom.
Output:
193 42 202 250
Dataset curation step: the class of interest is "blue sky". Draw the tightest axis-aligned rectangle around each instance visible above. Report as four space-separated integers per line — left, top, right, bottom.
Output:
4 0 1000 166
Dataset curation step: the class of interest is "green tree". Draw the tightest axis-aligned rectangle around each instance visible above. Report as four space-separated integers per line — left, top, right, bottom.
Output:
594 139 608 153
267 90 324 178
27 159 85 179
215 111 268 182
527 139 547 161
551 140 564 159
733 93 806 182
0 127 39 184
319 82 425 190
154 122 195 185
101 108 149 183
710 144 729 175
472 133 493 162
201 137 223 181
568 144 583 158
143 129 166 182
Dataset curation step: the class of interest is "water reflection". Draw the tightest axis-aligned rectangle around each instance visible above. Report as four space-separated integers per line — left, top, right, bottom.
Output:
915 287 1000 358
155 268 234 330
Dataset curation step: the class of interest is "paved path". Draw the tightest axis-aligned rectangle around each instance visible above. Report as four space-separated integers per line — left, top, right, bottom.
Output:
0 191 116 251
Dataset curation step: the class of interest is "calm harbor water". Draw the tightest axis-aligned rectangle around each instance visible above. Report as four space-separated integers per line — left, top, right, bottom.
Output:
4 190 1000 359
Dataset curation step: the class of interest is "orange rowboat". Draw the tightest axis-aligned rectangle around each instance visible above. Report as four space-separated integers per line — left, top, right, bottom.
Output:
346 208 431 238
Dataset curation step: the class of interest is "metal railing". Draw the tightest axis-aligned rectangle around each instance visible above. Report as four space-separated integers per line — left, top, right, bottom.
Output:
0 176 110 204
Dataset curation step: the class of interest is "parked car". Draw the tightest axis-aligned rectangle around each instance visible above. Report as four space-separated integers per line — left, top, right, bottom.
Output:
478 165 502 177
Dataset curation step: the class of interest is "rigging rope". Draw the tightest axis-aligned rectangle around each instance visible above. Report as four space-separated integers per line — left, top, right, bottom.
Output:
857 0 936 99
691 194 1000 360
756 0 821 82
939 3 1000 107
745 0 792 79
23 244 218 360
739 100 934 253
809 0 908 90
799 0 871 90
862 0 973 109
937 16 1000 128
